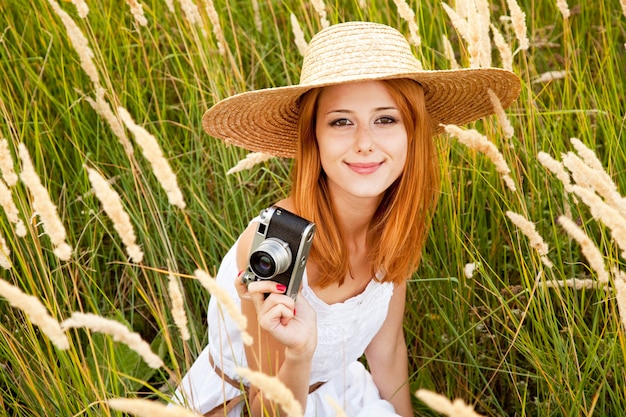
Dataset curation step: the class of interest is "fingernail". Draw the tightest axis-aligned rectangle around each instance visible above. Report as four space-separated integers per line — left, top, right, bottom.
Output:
276 284 287 292
237 270 244 277
293 308 296 316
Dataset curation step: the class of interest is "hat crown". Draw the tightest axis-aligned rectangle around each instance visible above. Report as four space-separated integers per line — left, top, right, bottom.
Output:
300 22 422 85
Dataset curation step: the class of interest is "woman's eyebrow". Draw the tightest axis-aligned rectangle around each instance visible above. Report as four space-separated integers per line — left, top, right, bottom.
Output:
324 106 398 115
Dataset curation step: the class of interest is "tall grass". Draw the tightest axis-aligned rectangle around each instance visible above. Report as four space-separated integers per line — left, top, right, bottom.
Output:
0 0 624 416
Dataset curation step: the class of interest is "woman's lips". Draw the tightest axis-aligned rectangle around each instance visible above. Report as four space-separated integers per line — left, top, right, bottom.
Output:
345 162 383 174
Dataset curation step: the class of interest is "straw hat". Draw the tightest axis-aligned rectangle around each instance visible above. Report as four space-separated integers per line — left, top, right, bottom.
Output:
202 21 521 158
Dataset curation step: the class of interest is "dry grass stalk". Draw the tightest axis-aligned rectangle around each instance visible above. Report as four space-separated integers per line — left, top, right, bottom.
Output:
415 389 485 417
487 89 514 139
537 151 574 194
235 367 304 417
442 124 516 191
226 152 275 175
117 107 186 209
47 0 100 86
392 0 421 46
310 0 329 29
86 167 144 263
0 138 18 186
571 185 626 259
290 14 308 57
0 278 70 349
18 144 72 261
70 0 89 18
0 233 12 270
506 0 530 51
556 0 570 19
540 277 604 290
194 269 253 346
125 0 148 26
168 273 190 341
532 70 567 84
325 395 347 417
506 211 553 268
558 216 610 283
203 0 226 55
84 87 134 156
490 24 513 71
107 398 201 416
61 312 164 368
442 35 460 69
0 178 27 237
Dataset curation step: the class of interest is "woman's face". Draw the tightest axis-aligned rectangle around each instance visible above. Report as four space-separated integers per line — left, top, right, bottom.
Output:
315 81 408 204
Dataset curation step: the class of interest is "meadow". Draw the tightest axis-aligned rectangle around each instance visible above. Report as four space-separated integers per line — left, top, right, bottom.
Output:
0 0 625 416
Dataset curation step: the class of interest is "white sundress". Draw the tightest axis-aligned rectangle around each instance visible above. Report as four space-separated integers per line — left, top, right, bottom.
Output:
171 238 400 417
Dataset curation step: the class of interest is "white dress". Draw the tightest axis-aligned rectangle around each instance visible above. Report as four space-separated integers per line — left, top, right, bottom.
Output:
171 237 400 416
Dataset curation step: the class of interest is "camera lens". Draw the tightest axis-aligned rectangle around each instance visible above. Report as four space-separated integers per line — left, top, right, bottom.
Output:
249 238 292 279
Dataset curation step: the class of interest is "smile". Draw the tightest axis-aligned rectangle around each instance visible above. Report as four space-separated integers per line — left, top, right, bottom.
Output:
345 162 383 174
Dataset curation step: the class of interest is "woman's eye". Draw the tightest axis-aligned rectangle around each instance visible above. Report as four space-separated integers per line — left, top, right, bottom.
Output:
330 118 352 127
375 116 397 125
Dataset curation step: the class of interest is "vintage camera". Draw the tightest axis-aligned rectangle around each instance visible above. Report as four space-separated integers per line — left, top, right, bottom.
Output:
241 206 316 301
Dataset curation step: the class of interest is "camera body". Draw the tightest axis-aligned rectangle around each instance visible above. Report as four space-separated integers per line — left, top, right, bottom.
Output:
242 206 316 301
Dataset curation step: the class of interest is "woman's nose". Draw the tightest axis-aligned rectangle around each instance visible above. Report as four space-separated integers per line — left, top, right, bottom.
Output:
354 125 374 154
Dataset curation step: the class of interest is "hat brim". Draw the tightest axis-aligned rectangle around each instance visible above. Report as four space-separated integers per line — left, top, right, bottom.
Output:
202 67 521 158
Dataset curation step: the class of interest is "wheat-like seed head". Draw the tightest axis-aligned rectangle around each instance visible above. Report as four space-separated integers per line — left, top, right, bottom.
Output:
0 178 27 237
0 233 11 269
47 0 100 85
0 138 18 187
235 367 304 417
506 0 530 51
556 0 570 19
204 0 226 55
61 312 164 368
118 107 186 209
490 24 513 72
310 0 330 29
125 0 148 26
442 124 516 191
506 211 553 268
393 0 421 47
558 216 610 283
87 167 144 263
416 389 485 416
290 14 308 57
18 143 72 261
487 89 515 139
107 397 201 416
194 269 253 345
168 273 190 341
84 88 134 156
0 278 69 349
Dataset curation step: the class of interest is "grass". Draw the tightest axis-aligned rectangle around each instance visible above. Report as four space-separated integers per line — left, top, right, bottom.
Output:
0 0 625 416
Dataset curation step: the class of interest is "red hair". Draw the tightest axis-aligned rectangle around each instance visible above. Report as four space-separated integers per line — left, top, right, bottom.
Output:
291 79 439 286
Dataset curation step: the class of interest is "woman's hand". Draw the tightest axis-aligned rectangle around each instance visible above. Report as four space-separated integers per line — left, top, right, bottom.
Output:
236 275 317 358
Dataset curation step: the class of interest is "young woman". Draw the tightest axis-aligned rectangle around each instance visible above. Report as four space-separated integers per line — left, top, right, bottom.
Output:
172 21 520 417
